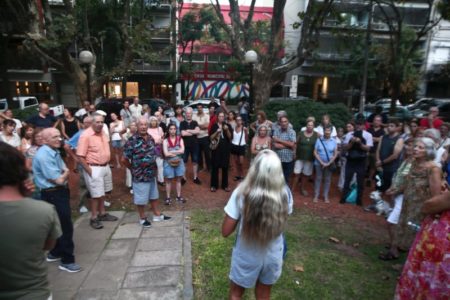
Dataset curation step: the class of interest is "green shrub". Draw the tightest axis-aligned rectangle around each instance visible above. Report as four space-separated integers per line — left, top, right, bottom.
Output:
263 100 352 131
12 107 39 121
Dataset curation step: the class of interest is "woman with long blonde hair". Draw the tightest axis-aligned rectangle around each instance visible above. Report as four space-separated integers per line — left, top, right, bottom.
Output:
222 149 293 300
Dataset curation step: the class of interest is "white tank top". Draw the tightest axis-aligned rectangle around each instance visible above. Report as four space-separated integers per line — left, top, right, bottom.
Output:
232 128 246 146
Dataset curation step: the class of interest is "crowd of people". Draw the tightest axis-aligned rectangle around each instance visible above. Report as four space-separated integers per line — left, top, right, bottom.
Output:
1 98 449 299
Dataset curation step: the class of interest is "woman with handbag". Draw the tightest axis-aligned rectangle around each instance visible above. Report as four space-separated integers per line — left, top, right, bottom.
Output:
162 123 186 205
148 116 165 186
231 116 248 181
313 126 338 203
209 112 233 192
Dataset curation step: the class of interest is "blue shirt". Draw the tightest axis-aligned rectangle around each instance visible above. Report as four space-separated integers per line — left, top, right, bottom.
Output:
32 145 67 189
314 137 337 166
272 127 296 163
65 129 84 149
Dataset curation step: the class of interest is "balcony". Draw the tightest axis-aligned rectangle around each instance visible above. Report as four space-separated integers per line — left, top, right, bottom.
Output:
132 59 172 73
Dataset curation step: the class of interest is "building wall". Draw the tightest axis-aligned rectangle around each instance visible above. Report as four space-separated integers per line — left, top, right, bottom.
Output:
185 79 249 100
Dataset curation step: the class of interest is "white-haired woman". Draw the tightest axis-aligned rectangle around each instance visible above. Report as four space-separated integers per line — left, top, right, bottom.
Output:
148 116 165 186
380 137 441 260
222 149 293 299
424 128 448 168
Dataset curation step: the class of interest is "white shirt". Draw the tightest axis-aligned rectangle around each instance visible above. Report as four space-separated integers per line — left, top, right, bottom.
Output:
434 147 446 169
0 132 21 148
75 108 87 118
129 104 143 120
110 120 124 141
343 130 374 147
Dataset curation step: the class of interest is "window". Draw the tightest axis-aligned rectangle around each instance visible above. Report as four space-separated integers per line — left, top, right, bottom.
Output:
24 98 38 107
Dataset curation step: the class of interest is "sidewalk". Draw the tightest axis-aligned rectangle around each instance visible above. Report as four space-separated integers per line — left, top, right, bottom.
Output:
47 210 193 300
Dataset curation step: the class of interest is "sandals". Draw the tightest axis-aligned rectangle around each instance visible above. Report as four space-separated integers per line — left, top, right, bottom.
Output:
165 198 172 206
176 196 186 204
210 187 217 192
378 251 399 261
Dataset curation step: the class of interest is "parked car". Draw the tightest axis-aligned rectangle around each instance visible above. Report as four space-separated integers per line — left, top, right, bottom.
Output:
182 99 220 116
355 105 411 121
410 100 450 121
371 98 401 109
408 98 450 119
1 97 64 119
95 98 174 124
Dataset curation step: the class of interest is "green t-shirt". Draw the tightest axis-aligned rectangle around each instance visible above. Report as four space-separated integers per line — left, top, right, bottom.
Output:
296 131 318 161
0 198 62 300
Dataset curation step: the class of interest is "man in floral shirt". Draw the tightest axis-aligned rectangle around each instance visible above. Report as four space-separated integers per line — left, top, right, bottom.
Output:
122 117 171 228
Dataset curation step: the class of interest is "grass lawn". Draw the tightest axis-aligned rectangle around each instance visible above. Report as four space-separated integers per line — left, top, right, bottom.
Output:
190 208 407 300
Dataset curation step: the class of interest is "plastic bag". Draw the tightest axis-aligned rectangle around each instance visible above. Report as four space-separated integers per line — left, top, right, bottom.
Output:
346 183 357 204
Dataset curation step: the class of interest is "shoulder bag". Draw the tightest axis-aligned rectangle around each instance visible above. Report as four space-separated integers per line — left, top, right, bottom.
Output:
319 138 337 172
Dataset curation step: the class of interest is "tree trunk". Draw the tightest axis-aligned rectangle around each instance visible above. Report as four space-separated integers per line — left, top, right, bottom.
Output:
252 63 274 110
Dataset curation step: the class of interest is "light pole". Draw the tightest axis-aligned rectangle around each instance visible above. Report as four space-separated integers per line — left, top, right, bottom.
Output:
244 50 258 109
79 50 94 103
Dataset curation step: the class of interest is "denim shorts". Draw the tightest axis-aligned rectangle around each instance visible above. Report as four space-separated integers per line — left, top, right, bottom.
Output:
163 159 185 179
132 179 159 205
229 238 284 288
111 140 122 148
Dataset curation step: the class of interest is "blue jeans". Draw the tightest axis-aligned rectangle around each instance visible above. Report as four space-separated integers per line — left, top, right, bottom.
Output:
314 164 332 199
281 161 295 184
41 187 75 264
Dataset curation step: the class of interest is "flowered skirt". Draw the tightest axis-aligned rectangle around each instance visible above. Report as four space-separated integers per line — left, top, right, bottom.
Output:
394 210 450 300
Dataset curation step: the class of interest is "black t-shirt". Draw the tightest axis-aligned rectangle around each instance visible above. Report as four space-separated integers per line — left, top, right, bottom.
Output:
26 114 56 128
180 120 199 147
159 122 167 134
367 127 384 153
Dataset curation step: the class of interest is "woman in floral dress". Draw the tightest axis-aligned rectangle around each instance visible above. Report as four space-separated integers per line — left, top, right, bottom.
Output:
384 137 441 260
395 190 450 299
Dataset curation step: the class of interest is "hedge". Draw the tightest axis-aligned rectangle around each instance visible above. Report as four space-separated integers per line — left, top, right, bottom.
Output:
12 107 40 121
262 100 353 131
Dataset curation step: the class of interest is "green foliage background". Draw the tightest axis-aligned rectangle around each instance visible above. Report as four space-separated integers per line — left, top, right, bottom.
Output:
263 100 353 131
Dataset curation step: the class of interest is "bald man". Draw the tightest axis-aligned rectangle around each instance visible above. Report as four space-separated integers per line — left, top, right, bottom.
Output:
25 103 57 128
33 128 81 273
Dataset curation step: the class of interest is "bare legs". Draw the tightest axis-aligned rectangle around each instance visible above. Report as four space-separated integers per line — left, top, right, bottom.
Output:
233 154 244 178
90 198 106 220
165 177 182 198
229 281 272 300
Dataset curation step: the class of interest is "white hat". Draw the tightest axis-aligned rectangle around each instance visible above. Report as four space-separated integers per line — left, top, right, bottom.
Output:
95 110 107 116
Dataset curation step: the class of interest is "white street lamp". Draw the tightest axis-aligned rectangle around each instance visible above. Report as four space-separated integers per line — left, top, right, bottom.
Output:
244 50 258 108
79 50 94 103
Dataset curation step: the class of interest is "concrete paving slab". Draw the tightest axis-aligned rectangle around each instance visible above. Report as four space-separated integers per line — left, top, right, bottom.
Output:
131 250 182 267
136 237 182 251
75 289 119 300
80 259 129 291
111 223 142 239
119 212 139 225
140 225 183 239
48 263 89 291
122 266 181 288
100 239 138 261
117 287 181 300
51 289 77 300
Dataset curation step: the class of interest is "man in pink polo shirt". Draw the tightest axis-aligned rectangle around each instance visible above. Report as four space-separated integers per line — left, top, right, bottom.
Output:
77 113 118 229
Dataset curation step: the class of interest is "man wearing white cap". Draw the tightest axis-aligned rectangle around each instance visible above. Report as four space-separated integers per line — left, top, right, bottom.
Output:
95 110 111 142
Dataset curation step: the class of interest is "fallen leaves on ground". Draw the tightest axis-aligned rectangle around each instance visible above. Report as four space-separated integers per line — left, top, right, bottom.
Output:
294 265 304 272
329 236 341 243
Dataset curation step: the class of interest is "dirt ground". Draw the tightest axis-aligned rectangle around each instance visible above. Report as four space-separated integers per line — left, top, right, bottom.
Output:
68 160 387 230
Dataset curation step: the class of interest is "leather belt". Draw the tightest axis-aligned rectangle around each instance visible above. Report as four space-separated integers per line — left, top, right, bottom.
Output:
41 186 67 193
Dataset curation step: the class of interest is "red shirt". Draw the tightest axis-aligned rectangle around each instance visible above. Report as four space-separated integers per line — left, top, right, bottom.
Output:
208 115 217 135
419 117 443 129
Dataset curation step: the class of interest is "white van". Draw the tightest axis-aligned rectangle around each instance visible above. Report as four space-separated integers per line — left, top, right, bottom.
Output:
0 96 40 111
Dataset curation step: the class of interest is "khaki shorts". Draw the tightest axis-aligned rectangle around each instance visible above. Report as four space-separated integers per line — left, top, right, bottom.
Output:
83 165 113 198
293 160 313 176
